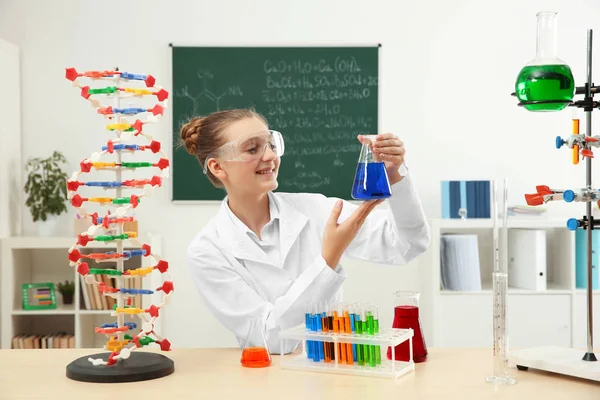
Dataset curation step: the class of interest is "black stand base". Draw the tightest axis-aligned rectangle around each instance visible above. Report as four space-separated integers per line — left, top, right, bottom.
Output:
66 352 174 383
516 365 529 371
583 352 598 362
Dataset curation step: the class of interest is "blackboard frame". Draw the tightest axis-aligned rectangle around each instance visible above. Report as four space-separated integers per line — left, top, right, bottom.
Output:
167 43 381 204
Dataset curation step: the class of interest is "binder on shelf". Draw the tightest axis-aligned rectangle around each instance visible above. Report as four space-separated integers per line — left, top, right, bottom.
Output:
441 180 491 219
508 229 547 291
440 234 482 291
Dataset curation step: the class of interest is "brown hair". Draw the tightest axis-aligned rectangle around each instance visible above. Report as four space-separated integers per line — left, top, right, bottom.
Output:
179 108 268 188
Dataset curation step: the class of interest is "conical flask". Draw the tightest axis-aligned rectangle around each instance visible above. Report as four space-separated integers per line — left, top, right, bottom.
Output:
351 135 392 200
515 11 574 111
387 291 428 363
240 317 272 368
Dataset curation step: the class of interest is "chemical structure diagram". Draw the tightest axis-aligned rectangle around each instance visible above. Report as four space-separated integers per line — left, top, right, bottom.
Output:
175 69 244 114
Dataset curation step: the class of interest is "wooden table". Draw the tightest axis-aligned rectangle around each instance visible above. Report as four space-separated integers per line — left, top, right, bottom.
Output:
1 348 599 399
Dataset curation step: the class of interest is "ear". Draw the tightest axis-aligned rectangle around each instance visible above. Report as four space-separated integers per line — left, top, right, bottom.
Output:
207 158 227 182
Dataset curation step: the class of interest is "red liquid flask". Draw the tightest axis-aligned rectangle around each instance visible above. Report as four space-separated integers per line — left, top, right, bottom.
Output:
387 291 427 363
240 317 272 368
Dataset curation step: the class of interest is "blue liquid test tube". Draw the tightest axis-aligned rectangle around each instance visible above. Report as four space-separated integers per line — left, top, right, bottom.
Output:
305 307 313 360
349 304 357 362
311 306 319 362
316 304 324 362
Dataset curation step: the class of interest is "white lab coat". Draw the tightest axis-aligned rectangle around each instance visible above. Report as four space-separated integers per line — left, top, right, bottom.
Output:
186 171 430 354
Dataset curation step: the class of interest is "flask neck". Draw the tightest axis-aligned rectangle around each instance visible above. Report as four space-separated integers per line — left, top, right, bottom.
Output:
535 12 559 62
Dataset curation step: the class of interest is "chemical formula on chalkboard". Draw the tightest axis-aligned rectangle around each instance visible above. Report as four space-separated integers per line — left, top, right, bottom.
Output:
172 46 379 201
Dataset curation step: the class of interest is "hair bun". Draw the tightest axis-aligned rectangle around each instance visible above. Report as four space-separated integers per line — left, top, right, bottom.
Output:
180 117 204 156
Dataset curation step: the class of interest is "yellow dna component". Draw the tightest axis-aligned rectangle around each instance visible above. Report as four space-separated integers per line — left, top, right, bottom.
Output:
124 88 152 96
89 197 113 204
92 162 117 169
106 123 132 131
124 231 138 238
115 307 144 315
105 337 130 352
126 266 153 277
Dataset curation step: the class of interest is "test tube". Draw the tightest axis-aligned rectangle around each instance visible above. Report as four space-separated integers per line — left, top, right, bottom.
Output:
355 304 364 366
315 303 324 362
349 304 358 363
373 305 381 365
327 302 335 362
336 303 346 363
305 304 313 360
366 305 376 367
321 303 330 363
361 305 370 366
311 303 320 362
343 303 353 365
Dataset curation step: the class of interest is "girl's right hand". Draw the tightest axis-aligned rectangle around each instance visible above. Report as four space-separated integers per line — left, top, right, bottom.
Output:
321 199 383 269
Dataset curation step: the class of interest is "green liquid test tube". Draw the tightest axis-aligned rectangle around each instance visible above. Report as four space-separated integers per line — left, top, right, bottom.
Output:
122 162 153 168
355 313 364 366
89 268 121 276
88 86 117 95
374 318 381 365
367 310 376 367
362 318 369 365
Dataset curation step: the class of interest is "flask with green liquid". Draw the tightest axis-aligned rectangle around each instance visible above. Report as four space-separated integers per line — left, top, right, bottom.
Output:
515 11 575 111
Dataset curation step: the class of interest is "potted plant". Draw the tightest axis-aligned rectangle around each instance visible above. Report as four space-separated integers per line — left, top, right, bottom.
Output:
57 280 75 305
24 151 69 236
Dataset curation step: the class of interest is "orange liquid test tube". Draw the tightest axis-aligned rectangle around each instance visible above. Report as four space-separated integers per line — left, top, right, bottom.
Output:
344 310 353 364
322 314 330 363
333 310 346 363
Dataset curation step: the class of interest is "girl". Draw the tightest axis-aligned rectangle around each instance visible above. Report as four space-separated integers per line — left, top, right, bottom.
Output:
181 108 429 354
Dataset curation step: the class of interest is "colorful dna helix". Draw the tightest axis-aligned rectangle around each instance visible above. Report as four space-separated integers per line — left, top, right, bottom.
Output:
65 67 173 367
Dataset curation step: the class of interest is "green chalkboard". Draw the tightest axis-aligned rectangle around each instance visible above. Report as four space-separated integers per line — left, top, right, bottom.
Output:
171 46 379 201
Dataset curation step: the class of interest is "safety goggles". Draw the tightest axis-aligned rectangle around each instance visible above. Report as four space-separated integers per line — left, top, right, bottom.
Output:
203 130 285 174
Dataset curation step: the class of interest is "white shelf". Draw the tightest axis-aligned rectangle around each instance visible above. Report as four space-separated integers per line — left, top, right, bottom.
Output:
1 234 162 349
440 282 572 295
429 217 590 350
12 304 76 315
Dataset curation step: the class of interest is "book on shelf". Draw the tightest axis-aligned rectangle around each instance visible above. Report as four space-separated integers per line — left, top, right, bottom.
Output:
79 273 142 310
12 333 74 349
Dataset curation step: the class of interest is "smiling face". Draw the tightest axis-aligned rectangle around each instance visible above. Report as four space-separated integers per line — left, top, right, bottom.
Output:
215 117 281 196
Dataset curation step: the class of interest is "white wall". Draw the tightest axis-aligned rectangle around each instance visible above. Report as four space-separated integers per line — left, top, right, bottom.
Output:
1 0 600 348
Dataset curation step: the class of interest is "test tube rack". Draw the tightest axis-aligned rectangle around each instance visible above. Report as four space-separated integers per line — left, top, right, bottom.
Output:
278 325 414 380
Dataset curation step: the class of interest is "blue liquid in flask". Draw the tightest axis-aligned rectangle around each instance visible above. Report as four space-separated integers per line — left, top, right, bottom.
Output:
351 162 392 200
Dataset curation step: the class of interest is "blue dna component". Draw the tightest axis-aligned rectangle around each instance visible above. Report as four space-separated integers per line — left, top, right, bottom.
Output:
120 288 154 295
120 72 148 81
86 181 122 187
113 107 148 115
101 322 138 330
123 249 148 258
351 162 392 200
101 144 142 151
556 136 566 149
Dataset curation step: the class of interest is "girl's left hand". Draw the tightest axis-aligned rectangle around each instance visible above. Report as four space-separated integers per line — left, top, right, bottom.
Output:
358 133 406 184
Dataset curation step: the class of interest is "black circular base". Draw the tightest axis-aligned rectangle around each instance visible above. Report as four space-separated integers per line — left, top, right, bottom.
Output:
66 352 174 383
516 365 529 371
583 352 598 362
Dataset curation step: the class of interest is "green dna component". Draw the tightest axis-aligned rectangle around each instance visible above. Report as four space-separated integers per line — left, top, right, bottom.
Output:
89 268 122 276
88 86 117 95
95 233 130 242
122 162 153 168
112 197 139 205
139 336 156 346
